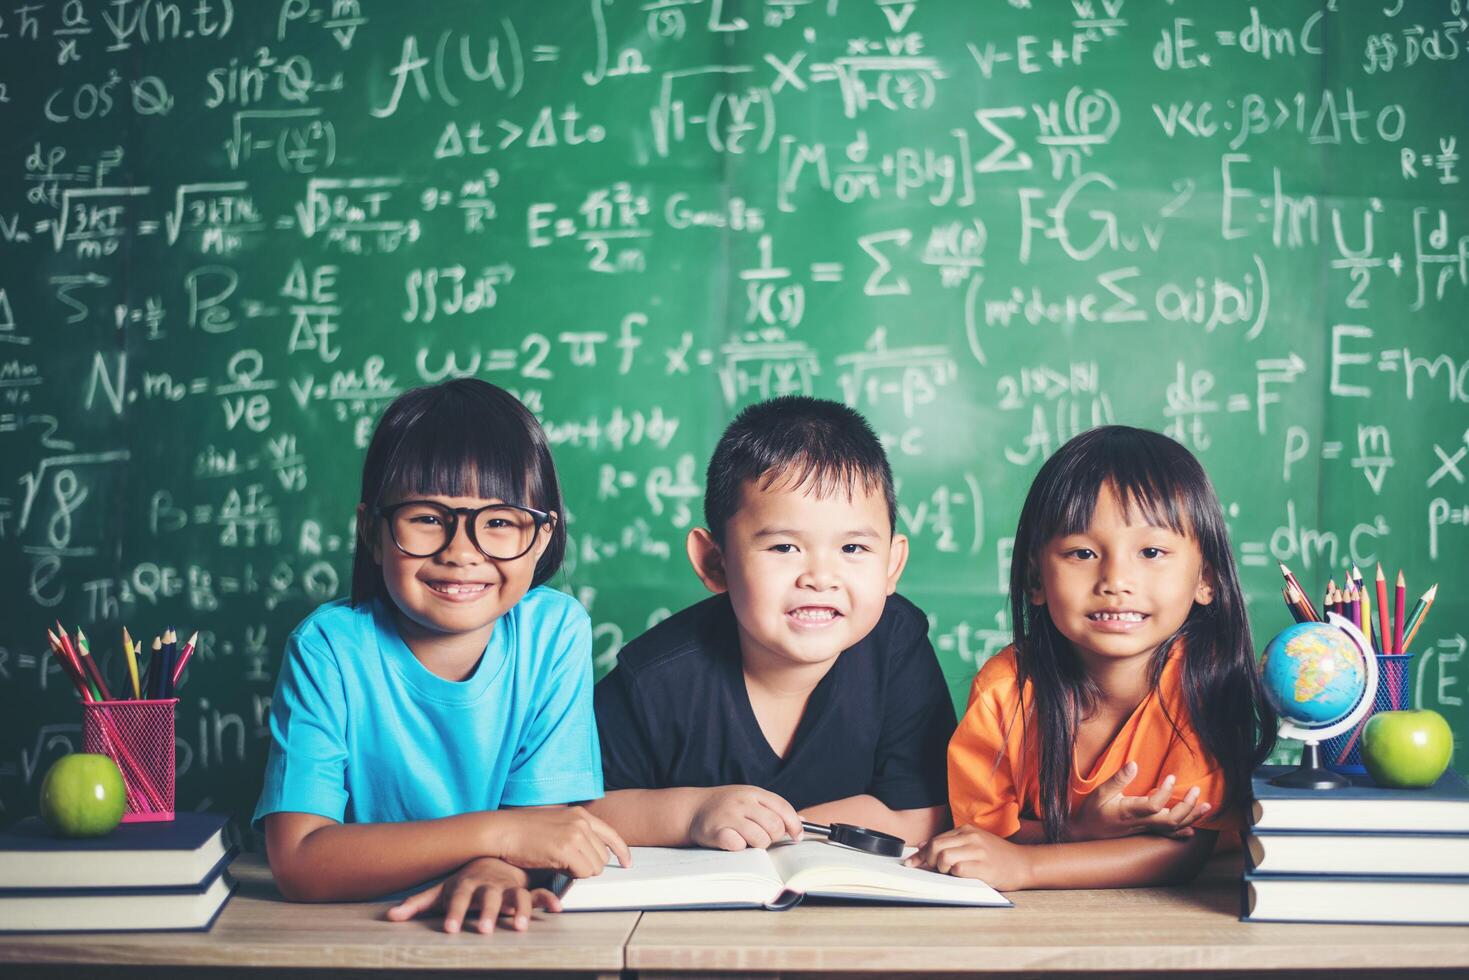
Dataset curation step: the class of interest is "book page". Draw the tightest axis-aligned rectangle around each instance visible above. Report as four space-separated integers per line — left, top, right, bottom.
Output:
767 840 1010 906
558 846 783 911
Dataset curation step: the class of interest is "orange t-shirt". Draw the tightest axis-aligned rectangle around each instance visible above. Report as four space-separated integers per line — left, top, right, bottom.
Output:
948 644 1237 845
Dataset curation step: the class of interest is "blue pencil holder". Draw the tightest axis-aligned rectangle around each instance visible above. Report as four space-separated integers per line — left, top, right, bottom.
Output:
1323 653 1414 774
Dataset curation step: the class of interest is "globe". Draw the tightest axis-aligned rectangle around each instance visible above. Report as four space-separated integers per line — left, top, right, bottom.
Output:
1260 621 1368 729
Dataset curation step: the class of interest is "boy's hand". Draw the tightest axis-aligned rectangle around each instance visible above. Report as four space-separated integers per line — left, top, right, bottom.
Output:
485 806 632 876
1068 761 1211 841
689 786 803 851
904 825 1031 891
387 857 562 933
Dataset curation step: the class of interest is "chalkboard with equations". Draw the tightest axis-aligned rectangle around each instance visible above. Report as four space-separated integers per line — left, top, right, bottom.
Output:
1 0 1465 840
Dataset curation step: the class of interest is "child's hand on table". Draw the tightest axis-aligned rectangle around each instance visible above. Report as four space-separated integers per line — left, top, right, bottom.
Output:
387 857 561 933
1069 761 1211 841
903 825 1032 891
690 785 804 851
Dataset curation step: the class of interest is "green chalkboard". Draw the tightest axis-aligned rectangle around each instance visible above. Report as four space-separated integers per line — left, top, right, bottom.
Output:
1 0 1465 839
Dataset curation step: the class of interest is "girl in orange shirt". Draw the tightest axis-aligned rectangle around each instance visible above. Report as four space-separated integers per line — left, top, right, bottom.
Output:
908 426 1275 889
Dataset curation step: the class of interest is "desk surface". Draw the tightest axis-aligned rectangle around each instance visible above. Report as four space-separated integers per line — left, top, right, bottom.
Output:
3 855 1469 977
0 855 637 977
627 858 1469 976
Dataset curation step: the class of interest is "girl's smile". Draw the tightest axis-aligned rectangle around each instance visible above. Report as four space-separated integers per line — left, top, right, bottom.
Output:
1085 609 1150 631
365 493 552 670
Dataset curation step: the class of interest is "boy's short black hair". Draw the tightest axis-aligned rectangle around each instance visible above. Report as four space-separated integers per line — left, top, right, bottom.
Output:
703 396 897 543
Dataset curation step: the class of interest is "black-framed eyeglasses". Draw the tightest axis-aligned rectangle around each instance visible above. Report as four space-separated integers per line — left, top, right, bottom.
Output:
375 500 555 561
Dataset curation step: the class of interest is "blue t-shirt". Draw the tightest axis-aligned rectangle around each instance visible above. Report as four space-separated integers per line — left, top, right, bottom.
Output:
253 586 602 830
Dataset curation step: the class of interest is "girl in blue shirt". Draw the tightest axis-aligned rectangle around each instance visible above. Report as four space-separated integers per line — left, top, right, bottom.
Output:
256 379 629 933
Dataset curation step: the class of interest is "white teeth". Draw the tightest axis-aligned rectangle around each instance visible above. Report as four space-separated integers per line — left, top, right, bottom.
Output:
789 608 838 622
430 583 488 595
1090 611 1145 622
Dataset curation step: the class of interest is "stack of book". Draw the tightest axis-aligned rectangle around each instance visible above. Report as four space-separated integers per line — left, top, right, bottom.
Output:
0 812 236 932
1243 765 1469 925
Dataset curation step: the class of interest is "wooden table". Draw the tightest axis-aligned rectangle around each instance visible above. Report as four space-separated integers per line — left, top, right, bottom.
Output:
0 855 639 980
626 858 1469 979
4 855 1468 978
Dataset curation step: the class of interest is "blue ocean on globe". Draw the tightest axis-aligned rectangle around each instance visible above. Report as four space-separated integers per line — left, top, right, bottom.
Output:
1260 622 1367 728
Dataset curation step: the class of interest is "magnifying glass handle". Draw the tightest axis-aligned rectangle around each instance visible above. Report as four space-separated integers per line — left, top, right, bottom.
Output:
800 820 830 836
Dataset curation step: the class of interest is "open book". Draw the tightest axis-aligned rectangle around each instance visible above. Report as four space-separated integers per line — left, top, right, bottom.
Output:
554 841 1012 911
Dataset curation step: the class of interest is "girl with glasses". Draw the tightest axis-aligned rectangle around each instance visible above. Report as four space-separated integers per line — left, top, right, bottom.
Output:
255 379 629 933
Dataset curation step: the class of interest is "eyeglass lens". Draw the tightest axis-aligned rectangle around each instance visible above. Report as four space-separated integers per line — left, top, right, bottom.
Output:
390 502 539 559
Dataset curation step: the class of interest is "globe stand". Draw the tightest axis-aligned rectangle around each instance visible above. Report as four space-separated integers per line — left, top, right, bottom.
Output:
1268 613 1378 792
1268 741 1350 789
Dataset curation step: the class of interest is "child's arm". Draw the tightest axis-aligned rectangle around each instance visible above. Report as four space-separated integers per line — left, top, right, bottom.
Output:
800 796 949 844
264 806 630 902
906 823 1217 890
585 786 803 849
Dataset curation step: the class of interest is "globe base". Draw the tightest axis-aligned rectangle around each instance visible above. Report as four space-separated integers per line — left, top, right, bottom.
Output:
1269 741 1351 790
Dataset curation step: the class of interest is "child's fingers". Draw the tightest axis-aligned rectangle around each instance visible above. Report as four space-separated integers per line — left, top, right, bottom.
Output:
1100 760 1140 796
932 843 988 876
734 817 775 850
1117 793 1167 822
1143 774 1176 812
473 884 510 934
532 887 563 914
1171 799 1210 831
386 881 443 921
497 888 532 933
948 859 994 881
916 835 978 875
442 879 479 934
759 793 804 842
712 826 750 851
746 803 791 845
1163 787 1202 826
586 811 633 870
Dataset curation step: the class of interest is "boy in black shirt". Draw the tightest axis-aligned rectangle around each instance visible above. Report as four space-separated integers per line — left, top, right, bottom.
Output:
588 397 955 850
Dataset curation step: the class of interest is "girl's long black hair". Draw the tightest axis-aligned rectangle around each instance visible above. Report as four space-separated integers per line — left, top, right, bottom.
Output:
1009 426 1276 841
350 379 567 606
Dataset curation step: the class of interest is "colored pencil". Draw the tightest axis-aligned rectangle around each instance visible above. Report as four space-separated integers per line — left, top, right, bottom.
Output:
1284 582 1308 623
1350 565 1369 640
74 629 113 702
161 628 177 697
1283 586 1307 623
53 625 100 701
170 631 198 687
148 636 164 699
122 627 140 699
1393 570 1406 656
1345 587 1360 632
45 633 91 701
1401 584 1438 653
1279 564 1320 621
1375 564 1390 655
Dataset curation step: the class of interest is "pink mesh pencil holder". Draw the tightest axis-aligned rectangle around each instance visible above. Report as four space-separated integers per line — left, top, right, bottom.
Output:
82 699 177 822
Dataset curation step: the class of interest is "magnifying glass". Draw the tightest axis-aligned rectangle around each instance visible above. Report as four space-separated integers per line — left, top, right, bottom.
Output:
800 820 905 858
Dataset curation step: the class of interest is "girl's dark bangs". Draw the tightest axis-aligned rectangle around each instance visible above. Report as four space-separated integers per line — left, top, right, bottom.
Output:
1049 437 1190 538
378 402 534 506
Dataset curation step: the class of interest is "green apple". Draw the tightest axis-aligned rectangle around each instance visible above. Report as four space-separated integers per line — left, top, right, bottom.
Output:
39 753 127 837
1362 710 1455 789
